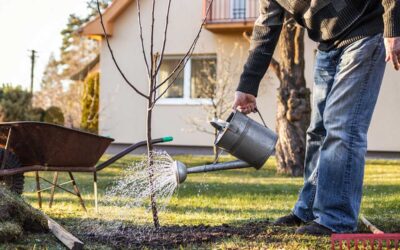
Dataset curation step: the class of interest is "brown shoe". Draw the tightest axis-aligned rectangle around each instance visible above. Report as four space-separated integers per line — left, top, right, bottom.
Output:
273 213 303 226
295 222 332 236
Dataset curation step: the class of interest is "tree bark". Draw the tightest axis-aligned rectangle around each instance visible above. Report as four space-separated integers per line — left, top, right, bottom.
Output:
147 54 160 228
146 101 160 228
275 17 311 176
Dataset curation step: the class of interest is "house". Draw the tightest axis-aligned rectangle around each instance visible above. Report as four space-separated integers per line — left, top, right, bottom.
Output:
70 54 100 81
80 0 400 156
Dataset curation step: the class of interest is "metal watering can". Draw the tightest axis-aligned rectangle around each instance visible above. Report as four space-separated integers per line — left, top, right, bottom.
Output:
174 110 278 183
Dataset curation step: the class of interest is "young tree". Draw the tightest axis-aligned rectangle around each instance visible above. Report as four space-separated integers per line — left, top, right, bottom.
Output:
245 16 311 176
96 0 214 228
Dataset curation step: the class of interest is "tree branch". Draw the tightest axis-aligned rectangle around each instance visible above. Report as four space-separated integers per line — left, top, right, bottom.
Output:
137 0 151 77
242 31 251 43
270 58 281 80
152 0 214 100
96 0 148 99
243 31 281 80
154 0 172 77
149 0 156 81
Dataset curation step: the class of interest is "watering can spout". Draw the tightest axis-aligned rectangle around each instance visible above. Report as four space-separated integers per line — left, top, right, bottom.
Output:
174 160 252 184
174 110 278 184
210 118 228 131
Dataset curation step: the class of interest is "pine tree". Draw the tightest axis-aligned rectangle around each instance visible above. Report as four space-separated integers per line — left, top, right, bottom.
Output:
59 0 110 78
33 53 64 109
35 0 110 127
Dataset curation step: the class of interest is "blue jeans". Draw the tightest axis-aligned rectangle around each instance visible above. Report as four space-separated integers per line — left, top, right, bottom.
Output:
292 34 386 233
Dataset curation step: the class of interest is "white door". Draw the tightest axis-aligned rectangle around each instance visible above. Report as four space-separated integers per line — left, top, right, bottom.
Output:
231 0 246 19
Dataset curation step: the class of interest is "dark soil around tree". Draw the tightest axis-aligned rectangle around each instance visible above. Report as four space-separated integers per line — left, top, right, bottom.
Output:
82 220 273 249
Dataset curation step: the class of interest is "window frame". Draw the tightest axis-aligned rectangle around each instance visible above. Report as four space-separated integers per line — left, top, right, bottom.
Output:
156 54 216 106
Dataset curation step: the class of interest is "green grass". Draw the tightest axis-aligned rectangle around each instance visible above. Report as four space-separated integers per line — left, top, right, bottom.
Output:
2 156 400 249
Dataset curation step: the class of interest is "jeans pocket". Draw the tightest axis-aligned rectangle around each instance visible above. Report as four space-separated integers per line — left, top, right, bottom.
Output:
339 34 383 69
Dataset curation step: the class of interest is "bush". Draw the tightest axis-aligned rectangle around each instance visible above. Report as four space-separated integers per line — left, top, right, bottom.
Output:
43 106 64 125
0 84 33 122
81 72 99 134
29 107 46 122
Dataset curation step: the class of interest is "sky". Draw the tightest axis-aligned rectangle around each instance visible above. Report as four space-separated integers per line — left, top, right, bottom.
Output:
0 0 91 91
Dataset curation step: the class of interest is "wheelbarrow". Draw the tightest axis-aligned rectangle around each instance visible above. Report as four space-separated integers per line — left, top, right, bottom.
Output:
0 122 172 212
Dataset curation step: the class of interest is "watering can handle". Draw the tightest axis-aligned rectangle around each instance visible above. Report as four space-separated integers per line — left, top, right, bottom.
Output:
255 108 268 128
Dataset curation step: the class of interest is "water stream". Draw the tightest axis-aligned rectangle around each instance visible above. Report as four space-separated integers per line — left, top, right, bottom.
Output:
106 150 178 209
80 151 179 237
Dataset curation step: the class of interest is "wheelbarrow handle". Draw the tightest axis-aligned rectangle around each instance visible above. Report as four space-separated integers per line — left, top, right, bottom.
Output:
95 136 173 171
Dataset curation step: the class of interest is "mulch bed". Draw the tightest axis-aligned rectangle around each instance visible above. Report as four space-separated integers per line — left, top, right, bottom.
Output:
82 220 271 249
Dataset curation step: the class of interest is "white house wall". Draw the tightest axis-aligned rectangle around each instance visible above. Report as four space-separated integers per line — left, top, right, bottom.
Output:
99 0 400 152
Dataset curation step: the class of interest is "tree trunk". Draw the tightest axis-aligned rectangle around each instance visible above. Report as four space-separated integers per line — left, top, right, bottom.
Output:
147 53 160 228
275 18 311 176
147 100 160 228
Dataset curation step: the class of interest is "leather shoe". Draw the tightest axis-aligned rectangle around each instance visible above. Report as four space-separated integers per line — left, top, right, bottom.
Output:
273 213 303 226
295 222 333 236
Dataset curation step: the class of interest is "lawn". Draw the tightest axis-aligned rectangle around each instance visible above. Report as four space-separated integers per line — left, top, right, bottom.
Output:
2 156 400 249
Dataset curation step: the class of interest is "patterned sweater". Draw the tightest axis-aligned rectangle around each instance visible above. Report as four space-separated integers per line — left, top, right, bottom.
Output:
237 0 400 97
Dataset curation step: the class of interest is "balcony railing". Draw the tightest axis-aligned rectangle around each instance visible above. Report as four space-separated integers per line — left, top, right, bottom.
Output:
203 0 259 24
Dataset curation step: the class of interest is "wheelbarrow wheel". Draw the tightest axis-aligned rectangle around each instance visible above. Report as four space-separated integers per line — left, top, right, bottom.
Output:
0 149 24 195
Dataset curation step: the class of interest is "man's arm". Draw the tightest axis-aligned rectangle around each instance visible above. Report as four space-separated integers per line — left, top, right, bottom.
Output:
382 0 400 70
236 0 284 97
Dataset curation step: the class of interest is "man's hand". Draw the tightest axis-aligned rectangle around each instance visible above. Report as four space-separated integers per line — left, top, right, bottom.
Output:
232 91 257 115
384 37 400 71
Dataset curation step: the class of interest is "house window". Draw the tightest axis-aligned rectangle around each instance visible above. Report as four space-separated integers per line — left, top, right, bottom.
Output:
158 55 217 104
231 0 246 19
159 59 185 98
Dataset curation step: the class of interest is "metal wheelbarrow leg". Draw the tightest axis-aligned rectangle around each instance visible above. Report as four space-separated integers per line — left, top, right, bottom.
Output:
0 122 173 212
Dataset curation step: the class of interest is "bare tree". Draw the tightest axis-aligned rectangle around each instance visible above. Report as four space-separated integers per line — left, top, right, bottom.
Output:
34 2 109 129
244 15 311 176
187 44 243 161
57 81 83 128
96 0 213 228
33 54 83 128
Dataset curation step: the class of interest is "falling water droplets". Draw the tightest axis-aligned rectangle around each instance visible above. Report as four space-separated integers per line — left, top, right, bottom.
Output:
105 151 179 210
81 151 180 237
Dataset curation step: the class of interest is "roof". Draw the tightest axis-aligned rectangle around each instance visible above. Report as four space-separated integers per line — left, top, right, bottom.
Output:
70 54 100 81
79 0 133 37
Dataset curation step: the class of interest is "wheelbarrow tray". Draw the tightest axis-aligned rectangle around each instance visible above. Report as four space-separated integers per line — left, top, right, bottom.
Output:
0 122 114 172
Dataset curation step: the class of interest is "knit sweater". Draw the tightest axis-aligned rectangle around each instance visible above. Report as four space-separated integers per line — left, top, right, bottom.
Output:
237 0 400 97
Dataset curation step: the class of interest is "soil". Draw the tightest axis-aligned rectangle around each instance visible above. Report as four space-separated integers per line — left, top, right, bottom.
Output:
82 220 273 249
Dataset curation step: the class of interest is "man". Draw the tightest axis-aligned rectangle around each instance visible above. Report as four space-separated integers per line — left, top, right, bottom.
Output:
233 0 400 235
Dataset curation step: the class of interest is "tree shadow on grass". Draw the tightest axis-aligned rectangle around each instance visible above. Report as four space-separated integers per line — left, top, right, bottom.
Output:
165 204 289 217
175 182 301 198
